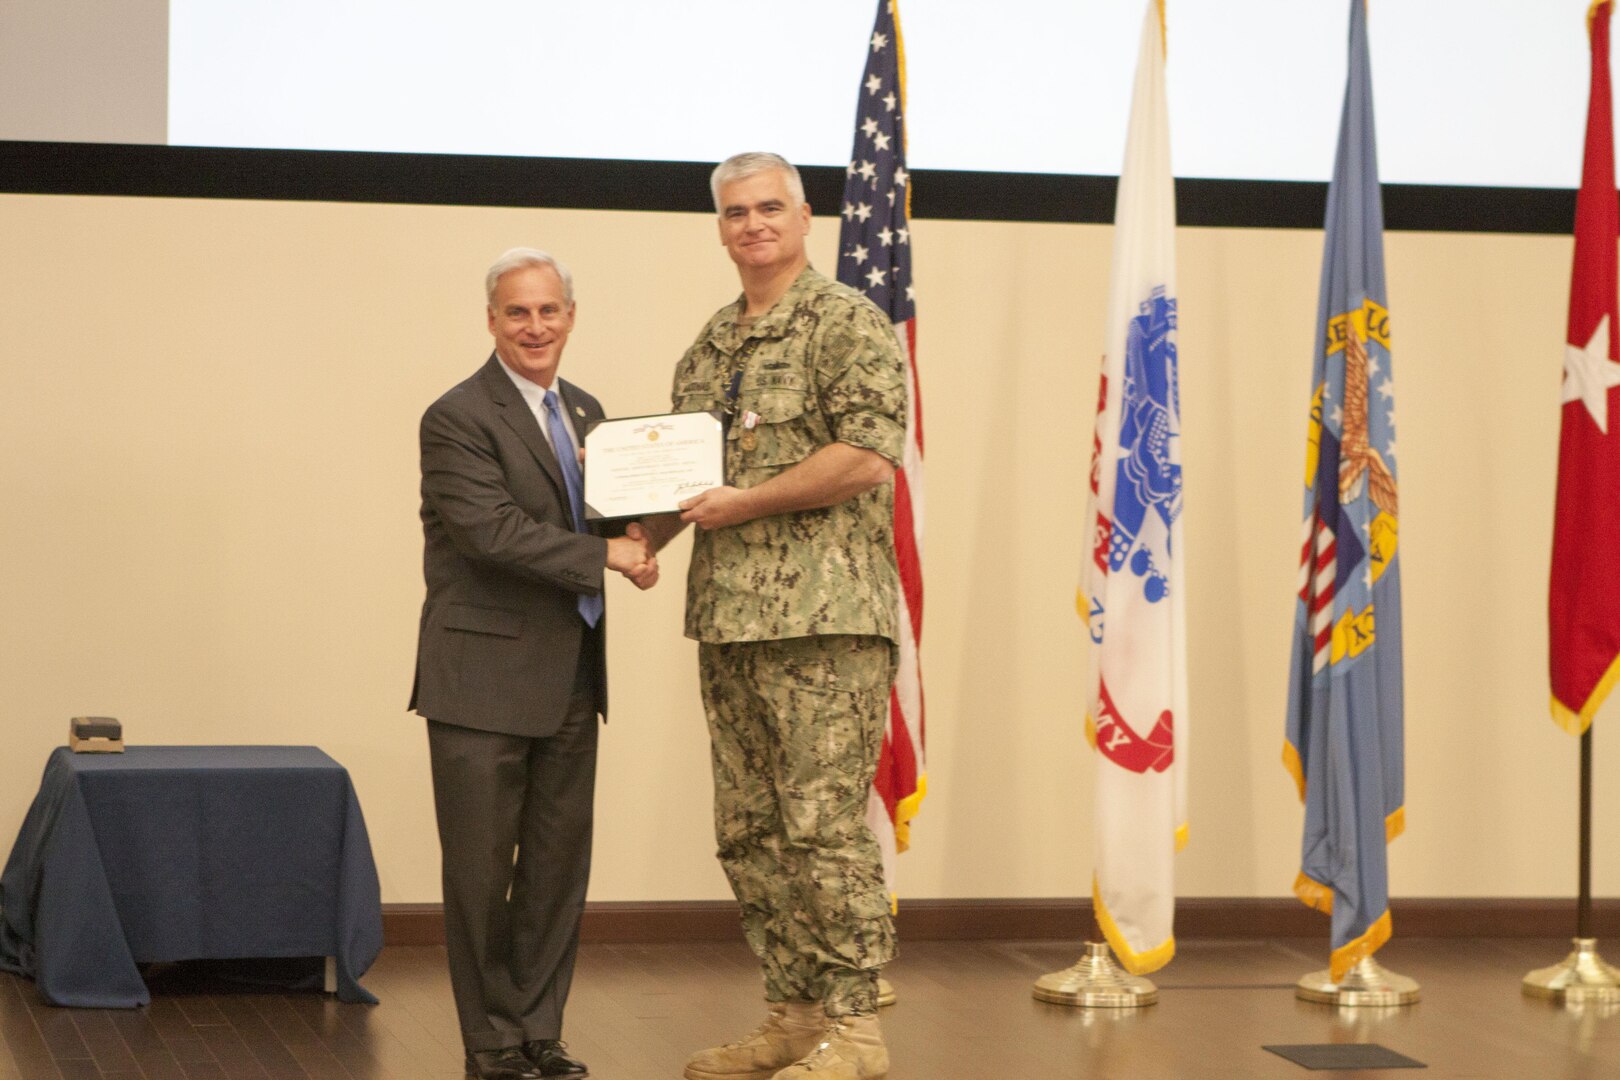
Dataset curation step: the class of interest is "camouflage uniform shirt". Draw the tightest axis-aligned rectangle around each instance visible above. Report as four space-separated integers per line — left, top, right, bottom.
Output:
673 266 907 644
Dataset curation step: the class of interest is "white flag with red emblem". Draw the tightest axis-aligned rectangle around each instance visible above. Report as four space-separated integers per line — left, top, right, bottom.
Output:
1080 0 1186 975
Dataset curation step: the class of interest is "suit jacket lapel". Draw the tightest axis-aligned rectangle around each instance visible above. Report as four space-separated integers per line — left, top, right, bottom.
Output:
477 354 567 499
556 378 595 448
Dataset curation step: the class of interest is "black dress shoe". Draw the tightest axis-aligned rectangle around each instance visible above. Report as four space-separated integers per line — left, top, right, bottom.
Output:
522 1038 589 1078
465 1047 543 1080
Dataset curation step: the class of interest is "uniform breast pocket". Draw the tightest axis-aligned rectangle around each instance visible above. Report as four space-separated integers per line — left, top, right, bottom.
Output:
739 386 818 467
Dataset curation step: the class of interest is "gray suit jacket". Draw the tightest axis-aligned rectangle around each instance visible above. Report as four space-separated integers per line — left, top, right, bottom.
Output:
410 354 610 736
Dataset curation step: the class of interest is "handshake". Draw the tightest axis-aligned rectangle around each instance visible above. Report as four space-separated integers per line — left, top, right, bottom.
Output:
599 483 744 592
605 522 659 591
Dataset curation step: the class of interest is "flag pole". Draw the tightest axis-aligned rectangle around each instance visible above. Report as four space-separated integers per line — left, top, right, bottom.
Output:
1522 725 1620 1003
1522 0 1620 1007
834 0 926 1010
1034 0 1175 1011
1283 0 1419 1008
1580 727 1592 941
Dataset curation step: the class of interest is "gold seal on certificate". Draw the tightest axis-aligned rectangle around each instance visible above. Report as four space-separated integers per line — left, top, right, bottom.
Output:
583 411 724 521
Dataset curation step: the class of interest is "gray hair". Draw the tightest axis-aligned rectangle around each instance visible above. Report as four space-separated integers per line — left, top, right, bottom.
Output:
484 247 574 306
709 152 805 213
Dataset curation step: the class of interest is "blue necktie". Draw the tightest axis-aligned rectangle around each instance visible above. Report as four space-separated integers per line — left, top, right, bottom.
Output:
544 390 603 628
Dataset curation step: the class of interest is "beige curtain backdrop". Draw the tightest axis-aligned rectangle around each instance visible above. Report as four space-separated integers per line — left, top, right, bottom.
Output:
0 191 1608 905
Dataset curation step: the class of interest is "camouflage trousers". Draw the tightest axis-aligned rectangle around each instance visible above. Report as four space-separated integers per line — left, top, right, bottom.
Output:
699 634 898 1017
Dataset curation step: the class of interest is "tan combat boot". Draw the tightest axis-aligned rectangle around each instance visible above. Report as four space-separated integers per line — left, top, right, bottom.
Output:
770 1012 888 1080
685 1001 827 1080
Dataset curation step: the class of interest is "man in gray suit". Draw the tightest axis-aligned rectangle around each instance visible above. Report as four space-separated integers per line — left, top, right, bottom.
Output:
411 248 657 1080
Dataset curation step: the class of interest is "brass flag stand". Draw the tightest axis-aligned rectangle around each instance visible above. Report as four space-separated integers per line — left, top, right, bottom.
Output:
1032 909 1158 1008
1523 727 1620 1004
1296 956 1420 1006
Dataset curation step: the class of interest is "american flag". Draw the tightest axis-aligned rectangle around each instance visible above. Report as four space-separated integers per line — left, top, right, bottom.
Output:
836 0 925 894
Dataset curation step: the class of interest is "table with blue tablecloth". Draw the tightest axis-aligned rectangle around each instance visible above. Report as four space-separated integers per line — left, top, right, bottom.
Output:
0 745 383 1007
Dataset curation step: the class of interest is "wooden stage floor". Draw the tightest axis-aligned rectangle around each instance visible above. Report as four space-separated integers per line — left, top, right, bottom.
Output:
4 937 1620 1078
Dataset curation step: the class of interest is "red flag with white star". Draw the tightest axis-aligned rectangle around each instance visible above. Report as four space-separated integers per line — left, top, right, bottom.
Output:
1550 1 1620 734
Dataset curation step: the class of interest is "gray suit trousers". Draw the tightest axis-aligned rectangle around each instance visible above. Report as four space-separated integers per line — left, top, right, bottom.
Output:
426 663 598 1052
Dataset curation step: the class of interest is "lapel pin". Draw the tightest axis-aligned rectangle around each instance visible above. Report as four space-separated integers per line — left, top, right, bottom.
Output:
574 405 586 417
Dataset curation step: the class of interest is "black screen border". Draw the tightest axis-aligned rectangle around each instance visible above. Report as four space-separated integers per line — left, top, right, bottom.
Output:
0 141 1575 235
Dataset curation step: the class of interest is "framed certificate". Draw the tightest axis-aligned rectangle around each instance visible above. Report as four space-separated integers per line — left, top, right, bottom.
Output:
583 411 724 521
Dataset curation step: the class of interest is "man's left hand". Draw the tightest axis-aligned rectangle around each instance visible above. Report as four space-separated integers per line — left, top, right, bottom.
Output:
679 486 754 530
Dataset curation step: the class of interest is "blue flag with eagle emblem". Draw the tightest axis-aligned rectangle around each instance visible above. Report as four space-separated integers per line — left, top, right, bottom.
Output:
1283 0 1406 984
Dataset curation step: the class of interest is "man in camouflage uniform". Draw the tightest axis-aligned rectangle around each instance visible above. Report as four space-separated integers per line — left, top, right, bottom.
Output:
648 152 904 1080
